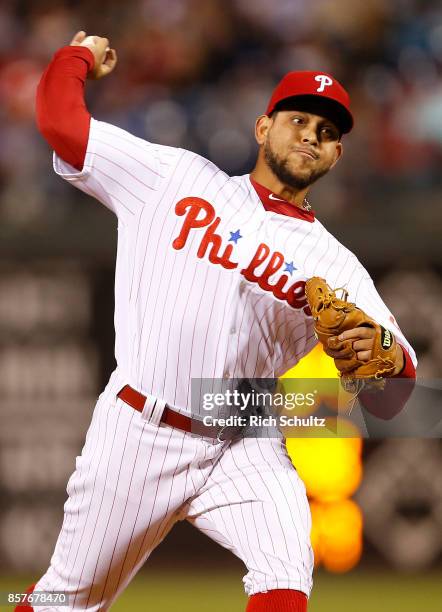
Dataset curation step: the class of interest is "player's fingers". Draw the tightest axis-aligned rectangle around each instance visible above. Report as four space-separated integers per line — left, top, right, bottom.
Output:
70 30 86 45
104 48 117 67
338 326 375 341
356 350 371 361
327 335 340 349
327 349 352 359
95 37 110 55
325 344 354 359
327 336 353 351
352 339 373 352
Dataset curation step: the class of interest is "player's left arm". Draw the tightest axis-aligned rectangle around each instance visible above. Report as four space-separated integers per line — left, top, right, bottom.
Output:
333 276 416 371
330 275 416 418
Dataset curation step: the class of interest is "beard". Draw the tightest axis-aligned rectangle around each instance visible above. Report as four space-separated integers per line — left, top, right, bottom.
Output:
264 140 330 190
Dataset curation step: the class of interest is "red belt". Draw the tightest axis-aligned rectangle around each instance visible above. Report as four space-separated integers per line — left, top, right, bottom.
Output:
117 384 221 438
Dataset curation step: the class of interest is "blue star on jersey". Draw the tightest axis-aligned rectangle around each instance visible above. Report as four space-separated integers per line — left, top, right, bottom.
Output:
229 229 242 244
284 261 296 275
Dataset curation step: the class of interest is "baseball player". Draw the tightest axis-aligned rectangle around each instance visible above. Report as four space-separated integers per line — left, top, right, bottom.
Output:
18 31 416 612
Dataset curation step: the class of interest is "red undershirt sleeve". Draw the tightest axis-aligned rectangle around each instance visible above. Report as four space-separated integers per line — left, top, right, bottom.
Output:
357 345 416 420
36 45 95 171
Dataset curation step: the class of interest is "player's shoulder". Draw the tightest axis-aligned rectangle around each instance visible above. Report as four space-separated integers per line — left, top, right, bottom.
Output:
313 217 359 262
89 118 249 186
178 148 228 177
313 217 371 287
173 150 255 198
89 118 181 159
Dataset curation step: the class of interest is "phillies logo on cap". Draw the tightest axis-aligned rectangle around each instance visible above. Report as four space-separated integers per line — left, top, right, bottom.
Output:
265 70 354 133
314 74 333 93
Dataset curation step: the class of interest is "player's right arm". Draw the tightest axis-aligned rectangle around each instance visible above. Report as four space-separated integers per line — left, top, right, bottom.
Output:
36 32 115 171
36 31 183 220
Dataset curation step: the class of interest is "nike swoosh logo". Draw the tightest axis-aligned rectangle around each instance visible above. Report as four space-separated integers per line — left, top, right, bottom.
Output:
268 193 285 201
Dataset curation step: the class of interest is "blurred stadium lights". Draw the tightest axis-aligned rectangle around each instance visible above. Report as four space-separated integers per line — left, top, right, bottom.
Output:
144 99 189 147
0 264 99 571
357 439 442 571
378 270 442 379
310 498 364 573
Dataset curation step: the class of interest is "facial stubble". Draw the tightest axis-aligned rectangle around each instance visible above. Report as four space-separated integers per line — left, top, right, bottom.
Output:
264 139 330 191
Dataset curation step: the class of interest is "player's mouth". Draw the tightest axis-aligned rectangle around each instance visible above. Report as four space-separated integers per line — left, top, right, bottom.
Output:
292 147 318 160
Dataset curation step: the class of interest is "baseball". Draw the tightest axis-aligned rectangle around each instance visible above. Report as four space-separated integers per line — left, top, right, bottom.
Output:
81 35 98 46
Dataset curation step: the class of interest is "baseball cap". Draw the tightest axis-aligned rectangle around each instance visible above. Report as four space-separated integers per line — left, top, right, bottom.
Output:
266 71 353 134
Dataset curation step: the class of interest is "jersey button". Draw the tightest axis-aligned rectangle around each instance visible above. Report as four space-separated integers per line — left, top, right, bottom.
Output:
230 327 236 334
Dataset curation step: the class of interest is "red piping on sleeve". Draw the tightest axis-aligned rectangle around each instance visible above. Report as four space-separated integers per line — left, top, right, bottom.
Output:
36 46 94 171
393 345 416 379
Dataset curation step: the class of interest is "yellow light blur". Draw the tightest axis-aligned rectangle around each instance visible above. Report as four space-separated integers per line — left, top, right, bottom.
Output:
286 436 362 502
284 345 364 573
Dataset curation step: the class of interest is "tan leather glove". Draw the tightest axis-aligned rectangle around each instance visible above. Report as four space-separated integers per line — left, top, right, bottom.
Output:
305 277 397 392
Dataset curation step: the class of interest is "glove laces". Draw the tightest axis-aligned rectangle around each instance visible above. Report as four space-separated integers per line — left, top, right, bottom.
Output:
315 287 351 313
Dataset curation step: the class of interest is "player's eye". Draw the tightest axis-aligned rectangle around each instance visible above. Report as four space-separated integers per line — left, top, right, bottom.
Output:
320 126 338 140
291 116 305 125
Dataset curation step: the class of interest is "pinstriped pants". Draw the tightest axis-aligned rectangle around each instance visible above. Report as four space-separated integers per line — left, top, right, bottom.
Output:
34 386 314 611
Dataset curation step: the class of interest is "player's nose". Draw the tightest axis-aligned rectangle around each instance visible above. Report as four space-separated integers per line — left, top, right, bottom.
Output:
300 124 318 145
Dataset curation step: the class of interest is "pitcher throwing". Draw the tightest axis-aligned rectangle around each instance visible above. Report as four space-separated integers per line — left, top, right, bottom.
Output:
20 31 416 611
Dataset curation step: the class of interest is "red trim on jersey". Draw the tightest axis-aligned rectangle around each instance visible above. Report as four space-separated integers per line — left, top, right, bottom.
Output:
246 589 308 611
249 176 315 222
394 345 416 379
36 46 94 171
358 345 416 419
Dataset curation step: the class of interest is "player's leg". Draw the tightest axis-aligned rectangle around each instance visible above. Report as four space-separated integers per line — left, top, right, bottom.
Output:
185 435 313 610
29 388 213 612
246 589 307 611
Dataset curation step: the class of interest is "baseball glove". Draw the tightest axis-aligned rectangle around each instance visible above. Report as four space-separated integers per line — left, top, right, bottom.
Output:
305 277 397 392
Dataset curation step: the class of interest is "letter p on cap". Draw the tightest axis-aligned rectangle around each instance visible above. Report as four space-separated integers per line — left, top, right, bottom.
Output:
315 74 333 92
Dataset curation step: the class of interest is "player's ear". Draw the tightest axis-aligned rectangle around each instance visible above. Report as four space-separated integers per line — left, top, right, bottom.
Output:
255 115 272 145
330 141 343 168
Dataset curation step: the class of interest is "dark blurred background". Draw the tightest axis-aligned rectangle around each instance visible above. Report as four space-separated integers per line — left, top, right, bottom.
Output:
0 1 441 610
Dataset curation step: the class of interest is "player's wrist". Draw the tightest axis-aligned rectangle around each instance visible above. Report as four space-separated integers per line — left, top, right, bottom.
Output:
55 45 95 73
393 345 405 376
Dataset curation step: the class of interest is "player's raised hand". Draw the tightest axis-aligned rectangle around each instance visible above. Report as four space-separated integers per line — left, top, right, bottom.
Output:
70 30 117 79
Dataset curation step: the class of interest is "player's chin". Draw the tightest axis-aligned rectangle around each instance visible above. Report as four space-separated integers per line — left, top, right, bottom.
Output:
288 156 318 174
287 162 317 181
291 160 331 183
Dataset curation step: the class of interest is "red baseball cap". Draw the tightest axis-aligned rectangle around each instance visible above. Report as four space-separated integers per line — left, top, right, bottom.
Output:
266 71 353 134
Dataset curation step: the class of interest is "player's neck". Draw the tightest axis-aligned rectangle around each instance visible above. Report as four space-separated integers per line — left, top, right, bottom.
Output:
250 164 309 209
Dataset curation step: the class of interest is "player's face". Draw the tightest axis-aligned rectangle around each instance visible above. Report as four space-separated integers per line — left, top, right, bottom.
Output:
259 110 343 190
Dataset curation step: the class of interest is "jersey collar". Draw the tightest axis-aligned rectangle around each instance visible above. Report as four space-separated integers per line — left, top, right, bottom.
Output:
249 176 315 223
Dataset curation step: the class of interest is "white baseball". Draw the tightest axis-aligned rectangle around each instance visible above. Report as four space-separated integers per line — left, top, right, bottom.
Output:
81 36 98 47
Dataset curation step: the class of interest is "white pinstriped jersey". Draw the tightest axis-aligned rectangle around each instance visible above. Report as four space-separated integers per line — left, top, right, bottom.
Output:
54 118 417 414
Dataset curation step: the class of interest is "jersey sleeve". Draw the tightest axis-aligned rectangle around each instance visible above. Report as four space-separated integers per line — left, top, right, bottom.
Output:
53 118 182 222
